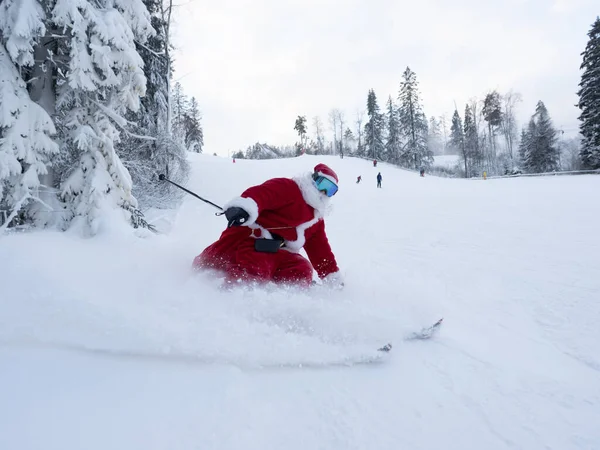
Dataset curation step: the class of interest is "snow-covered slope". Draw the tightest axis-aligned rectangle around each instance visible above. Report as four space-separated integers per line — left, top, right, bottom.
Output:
1 154 599 450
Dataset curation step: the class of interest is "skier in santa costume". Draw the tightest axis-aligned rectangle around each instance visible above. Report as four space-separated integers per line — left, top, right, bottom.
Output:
193 163 343 288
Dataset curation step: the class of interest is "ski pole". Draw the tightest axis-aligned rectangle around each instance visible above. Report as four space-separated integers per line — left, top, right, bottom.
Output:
158 174 224 212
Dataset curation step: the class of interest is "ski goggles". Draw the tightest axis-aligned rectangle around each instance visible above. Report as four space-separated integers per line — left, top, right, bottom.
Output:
314 176 338 197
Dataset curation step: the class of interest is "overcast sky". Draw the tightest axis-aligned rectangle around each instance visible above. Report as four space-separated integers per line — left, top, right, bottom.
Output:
172 0 598 156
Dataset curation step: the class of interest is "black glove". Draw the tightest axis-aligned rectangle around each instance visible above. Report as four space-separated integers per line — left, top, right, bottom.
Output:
224 207 250 227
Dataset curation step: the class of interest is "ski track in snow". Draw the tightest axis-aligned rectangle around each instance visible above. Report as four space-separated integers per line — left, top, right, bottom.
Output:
1 153 599 450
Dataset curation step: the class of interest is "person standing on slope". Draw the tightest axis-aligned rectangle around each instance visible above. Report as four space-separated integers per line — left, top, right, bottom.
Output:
193 163 343 289
377 172 382 188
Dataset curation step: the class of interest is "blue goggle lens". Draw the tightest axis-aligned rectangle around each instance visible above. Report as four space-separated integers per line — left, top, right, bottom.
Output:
314 176 338 197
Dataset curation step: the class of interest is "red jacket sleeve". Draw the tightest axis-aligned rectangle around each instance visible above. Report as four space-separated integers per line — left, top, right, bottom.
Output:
304 219 339 279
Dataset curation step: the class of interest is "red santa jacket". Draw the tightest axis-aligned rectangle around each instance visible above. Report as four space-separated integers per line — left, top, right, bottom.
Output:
223 173 339 279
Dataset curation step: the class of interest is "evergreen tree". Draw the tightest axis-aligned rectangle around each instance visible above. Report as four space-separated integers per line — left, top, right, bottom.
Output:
518 126 531 167
119 0 190 210
183 97 203 153
0 0 46 67
397 67 432 170
171 82 188 141
449 109 464 165
520 101 559 173
577 17 600 169
343 128 356 154
294 115 307 152
364 89 384 160
0 44 59 229
54 0 154 234
384 96 401 163
463 104 479 177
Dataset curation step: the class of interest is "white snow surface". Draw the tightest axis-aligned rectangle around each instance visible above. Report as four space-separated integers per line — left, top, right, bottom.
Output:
1 153 600 450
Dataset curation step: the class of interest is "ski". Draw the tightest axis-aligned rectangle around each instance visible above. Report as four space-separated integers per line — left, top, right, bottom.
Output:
405 317 444 341
377 318 444 352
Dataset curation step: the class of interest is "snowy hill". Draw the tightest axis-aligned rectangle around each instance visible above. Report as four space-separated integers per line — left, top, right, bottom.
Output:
1 153 599 450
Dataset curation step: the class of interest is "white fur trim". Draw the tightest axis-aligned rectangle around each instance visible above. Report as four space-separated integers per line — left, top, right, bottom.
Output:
223 196 259 226
249 223 273 239
283 214 321 252
292 173 332 218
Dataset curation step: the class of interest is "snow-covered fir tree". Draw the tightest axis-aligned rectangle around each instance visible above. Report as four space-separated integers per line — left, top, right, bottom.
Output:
0 0 61 228
364 89 384 160
343 128 356 155
294 115 307 153
449 109 464 161
119 0 191 210
577 17 600 169
54 0 154 234
116 0 174 209
518 125 531 167
397 67 432 170
0 0 45 66
0 44 59 229
384 96 401 163
463 104 480 177
519 101 559 173
183 97 203 153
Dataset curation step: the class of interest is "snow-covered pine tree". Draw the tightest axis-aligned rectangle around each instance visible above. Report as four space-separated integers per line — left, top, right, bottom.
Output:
0 0 46 66
343 128 356 155
0 45 60 229
577 17 600 169
518 123 533 169
118 0 190 210
364 89 384 160
520 101 559 173
449 109 464 173
53 0 154 235
294 115 307 154
463 104 479 177
171 81 188 140
183 97 203 153
384 96 401 163
397 67 432 170
0 1 60 229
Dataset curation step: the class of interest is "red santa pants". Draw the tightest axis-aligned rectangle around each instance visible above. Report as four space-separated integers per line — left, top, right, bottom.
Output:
193 227 314 287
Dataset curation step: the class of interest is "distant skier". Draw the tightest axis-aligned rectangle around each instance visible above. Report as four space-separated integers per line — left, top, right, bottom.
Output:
377 172 382 188
356 175 362 184
193 163 343 289
419 168 425 177
373 159 377 167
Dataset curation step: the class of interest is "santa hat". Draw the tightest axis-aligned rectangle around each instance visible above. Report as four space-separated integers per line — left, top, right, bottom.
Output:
314 163 338 185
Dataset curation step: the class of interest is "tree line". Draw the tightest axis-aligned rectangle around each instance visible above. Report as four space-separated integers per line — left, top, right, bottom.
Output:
239 17 600 178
